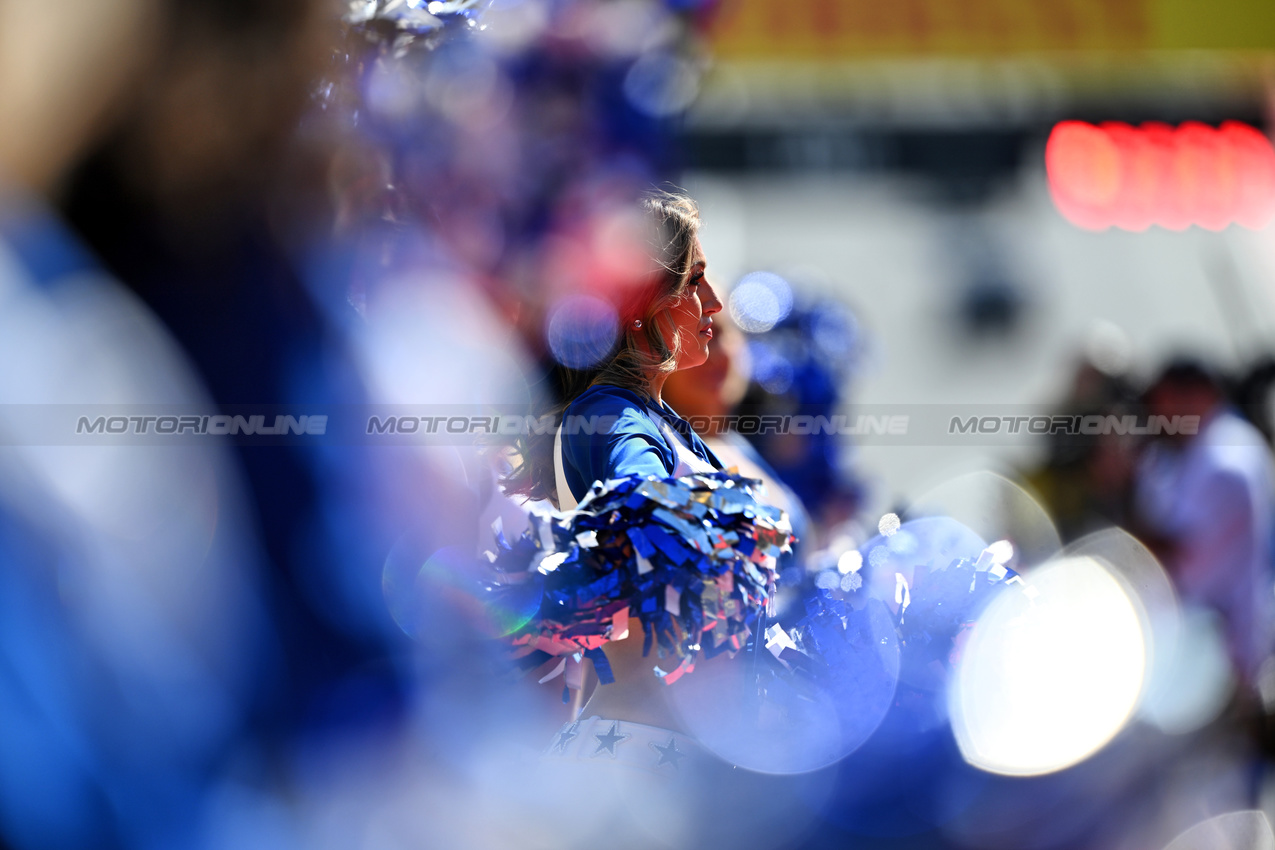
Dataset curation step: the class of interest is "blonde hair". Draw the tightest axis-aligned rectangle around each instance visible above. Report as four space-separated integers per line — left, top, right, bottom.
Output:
591 189 701 395
503 188 702 504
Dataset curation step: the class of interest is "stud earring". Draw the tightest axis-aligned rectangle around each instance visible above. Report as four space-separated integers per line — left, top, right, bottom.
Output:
632 319 643 329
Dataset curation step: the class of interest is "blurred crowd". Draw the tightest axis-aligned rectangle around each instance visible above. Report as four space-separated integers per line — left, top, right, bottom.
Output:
1028 350 1275 686
2 1 1275 849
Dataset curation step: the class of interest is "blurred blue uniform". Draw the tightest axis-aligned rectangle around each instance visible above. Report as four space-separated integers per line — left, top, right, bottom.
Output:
0 192 267 850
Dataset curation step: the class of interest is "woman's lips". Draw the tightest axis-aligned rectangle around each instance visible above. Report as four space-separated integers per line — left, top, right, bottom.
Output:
699 326 713 339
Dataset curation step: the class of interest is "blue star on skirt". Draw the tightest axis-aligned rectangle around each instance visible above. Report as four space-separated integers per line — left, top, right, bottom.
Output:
552 721 580 754
592 722 631 757
650 736 686 769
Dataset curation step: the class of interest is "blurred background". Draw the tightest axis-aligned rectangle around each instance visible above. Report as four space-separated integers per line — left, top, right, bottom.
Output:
690 0 1275 514
2 0 1275 848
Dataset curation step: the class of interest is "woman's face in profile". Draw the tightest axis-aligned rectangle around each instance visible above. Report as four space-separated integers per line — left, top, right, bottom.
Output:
668 238 722 371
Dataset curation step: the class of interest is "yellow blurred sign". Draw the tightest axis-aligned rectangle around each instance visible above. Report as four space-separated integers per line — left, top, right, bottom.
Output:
708 0 1275 59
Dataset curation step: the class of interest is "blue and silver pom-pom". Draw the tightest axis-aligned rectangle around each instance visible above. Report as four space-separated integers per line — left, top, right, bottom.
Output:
764 526 1019 699
344 0 489 54
487 472 796 685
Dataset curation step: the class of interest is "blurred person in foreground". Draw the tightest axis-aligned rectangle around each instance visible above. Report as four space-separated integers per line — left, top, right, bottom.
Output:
1135 359 1275 688
54 4 535 845
58 0 428 733
0 2 268 848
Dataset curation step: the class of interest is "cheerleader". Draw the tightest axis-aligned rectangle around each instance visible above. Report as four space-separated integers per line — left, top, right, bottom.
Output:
503 190 756 776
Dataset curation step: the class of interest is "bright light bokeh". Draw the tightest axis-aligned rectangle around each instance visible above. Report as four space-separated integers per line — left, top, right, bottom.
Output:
546 294 621 369
729 271 793 333
1058 528 1234 736
907 470 1061 570
950 556 1147 777
1140 607 1235 736
1162 811 1275 850
1047 120 1275 232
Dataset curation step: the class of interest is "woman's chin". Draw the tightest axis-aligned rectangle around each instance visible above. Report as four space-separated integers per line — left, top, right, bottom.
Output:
676 347 711 372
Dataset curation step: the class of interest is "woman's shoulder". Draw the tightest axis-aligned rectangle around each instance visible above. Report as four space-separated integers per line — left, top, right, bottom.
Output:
562 384 671 459
559 383 676 492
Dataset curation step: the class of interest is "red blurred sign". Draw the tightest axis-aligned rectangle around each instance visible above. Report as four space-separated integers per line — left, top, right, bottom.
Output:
1046 120 1275 232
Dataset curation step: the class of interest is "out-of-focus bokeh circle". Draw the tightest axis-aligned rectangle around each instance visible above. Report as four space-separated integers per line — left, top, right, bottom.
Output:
1162 811 1275 850
545 294 620 369
622 51 701 117
729 271 793 333
950 555 1147 777
1061 528 1225 735
907 470 1062 570
668 600 900 775
858 514 989 613
383 540 502 644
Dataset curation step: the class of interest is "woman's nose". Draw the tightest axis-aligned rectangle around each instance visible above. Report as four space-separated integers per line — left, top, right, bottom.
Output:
702 280 723 315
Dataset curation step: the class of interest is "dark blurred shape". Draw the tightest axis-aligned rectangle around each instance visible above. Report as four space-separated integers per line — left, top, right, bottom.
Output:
944 220 1031 342
1233 354 1275 445
686 127 1028 203
1025 350 1141 541
958 275 1025 339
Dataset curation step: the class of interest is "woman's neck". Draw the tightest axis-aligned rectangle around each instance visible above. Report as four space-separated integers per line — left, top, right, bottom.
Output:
646 373 667 407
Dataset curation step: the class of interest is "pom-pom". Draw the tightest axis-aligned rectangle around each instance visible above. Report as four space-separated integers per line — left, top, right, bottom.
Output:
485 472 796 681
344 0 489 55
764 537 1021 694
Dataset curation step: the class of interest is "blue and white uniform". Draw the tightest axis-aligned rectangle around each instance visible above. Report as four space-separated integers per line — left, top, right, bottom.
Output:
554 384 721 509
